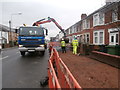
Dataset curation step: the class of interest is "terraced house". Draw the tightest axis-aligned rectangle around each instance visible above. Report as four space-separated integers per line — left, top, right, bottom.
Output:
65 1 120 55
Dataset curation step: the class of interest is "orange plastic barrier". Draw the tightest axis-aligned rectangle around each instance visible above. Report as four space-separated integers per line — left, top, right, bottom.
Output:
48 48 61 89
48 48 82 89
48 60 61 89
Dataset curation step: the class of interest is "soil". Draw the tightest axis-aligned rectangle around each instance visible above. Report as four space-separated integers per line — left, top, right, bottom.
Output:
58 50 119 88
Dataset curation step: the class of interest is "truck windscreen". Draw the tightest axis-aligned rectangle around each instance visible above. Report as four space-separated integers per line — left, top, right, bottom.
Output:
19 27 44 36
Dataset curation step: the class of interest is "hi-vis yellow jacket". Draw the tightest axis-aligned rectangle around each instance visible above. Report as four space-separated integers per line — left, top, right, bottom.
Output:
72 40 78 47
61 41 66 47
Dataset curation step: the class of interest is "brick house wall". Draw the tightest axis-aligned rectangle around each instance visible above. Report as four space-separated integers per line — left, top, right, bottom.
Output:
105 29 109 45
89 16 93 28
63 2 120 55
90 29 93 44
66 2 120 46
8 32 17 42
105 10 112 24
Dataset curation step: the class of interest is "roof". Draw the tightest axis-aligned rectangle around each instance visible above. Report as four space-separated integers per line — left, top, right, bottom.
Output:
0 24 15 32
65 1 120 30
84 2 120 20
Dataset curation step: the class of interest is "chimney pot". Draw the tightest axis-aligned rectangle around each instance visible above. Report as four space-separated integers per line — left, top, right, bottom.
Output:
81 14 87 20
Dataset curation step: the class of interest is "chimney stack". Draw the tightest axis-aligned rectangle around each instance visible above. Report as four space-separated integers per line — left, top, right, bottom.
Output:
81 14 87 20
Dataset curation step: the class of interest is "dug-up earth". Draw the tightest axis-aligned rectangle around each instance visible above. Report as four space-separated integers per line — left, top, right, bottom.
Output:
58 50 119 88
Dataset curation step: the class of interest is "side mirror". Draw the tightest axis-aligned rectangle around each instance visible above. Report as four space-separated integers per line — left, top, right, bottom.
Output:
43 28 48 36
15 29 18 33
45 29 48 35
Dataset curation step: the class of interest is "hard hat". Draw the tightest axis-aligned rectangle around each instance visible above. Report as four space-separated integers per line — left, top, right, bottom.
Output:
23 24 27 26
62 38 64 40
74 36 77 39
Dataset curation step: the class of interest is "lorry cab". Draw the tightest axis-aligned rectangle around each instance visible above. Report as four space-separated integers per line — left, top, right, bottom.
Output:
18 26 48 56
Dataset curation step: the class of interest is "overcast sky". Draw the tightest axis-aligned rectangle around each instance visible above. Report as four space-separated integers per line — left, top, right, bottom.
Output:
0 0 105 39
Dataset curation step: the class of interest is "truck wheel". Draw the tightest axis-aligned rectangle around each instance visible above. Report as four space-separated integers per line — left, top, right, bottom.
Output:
41 51 45 56
45 44 47 49
21 52 25 56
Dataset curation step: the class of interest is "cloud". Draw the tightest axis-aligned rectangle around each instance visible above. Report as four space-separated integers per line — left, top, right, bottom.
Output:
1 0 105 39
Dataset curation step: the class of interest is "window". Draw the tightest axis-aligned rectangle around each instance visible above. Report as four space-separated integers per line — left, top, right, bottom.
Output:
79 35 83 43
70 28 72 34
82 20 86 29
112 11 118 22
83 33 90 43
93 13 99 26
116 34 118 43
69 27 73 34
86 20 90 29
93 12 104 26
71 26 75 33
86 34 89 43
69 36 72 43
94 32 98 43
82 19 90 29
19 27 44 36
93 30 104 45
99 32 103 43
74 26 77 33
99 13 104 25
108 28 119 45
68 28 70 34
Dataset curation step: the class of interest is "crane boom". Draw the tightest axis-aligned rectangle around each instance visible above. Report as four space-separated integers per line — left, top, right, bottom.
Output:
33 17 66 37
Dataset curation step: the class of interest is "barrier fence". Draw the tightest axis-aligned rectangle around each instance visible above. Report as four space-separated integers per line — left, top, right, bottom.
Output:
48 47 82 89
48 48 61 89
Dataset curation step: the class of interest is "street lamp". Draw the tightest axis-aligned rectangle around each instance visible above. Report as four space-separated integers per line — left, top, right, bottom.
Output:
9 12 22 47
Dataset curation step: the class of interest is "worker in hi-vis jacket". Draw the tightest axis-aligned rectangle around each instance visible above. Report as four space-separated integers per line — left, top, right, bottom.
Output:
72 36 78 55
61 38 66 53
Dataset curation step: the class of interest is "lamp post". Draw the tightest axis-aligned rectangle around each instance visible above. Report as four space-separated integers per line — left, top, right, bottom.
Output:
9 12 22 47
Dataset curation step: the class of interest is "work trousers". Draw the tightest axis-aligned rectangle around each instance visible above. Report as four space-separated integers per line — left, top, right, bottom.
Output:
61 47 66 53
73 46 77 55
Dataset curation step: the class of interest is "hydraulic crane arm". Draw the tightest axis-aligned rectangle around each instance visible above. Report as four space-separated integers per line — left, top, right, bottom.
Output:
33 17 66 37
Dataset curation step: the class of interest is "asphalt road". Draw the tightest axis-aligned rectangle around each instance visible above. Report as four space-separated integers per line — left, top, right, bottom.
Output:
2 47 49 88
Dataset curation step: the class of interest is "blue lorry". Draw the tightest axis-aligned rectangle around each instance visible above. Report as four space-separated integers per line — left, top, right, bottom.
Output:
18 26 48 56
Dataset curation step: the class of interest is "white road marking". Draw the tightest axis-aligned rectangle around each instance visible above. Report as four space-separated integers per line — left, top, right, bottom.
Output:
0 56 9 60
16 52 19 54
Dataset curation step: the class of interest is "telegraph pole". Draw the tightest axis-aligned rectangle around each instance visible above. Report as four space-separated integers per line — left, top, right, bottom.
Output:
9 20 13 47
9 12 22 47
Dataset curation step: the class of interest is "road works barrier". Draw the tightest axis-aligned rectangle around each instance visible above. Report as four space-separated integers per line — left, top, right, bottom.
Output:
48 48 82 89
